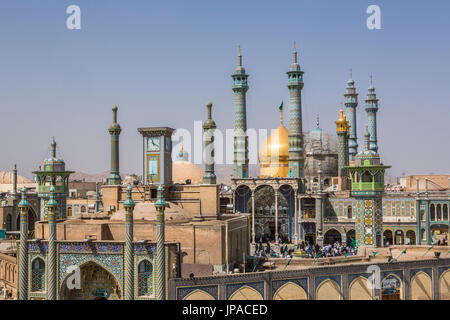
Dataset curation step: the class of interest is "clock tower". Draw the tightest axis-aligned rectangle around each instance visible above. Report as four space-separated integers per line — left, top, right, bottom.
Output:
137 127 175 185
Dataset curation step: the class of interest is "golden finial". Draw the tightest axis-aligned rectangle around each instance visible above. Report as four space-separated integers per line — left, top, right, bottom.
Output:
335 104 349 133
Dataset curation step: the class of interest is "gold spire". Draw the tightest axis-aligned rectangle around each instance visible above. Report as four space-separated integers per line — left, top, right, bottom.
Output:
335 106 350 133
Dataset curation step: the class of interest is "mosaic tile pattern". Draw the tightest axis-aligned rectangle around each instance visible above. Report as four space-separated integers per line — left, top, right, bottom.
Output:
59 253 123 285
410 268 432 279
226 281 264 299
137 260 153 296
272 278 308 296
177 285 219 300
315 275 341 289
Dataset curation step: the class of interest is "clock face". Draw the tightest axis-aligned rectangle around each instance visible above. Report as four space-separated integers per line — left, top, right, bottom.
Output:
147 136 160 151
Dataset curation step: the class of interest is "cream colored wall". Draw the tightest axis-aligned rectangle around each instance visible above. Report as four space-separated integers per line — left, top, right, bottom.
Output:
439 270 450 300
273 282 307 300
349 277 372 300
101 185 121 213
411 272 432 300
229 286 263 300
183 289 215 300
316 279 341 300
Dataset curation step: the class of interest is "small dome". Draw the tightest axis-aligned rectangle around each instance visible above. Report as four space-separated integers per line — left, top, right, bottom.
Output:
110 201 194 222
172 162 204 184
41 157 66 172
234 66 246 74
172 148 204 184
289 63 301 72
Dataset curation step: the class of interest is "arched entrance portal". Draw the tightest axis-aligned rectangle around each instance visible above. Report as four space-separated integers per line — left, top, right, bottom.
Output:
383 230 393 246
61 262 121 300
406 230 416 245
235 185 251 214
381 274 402 300
278 185 295 242
394 230 404 245
430 224 449 243
324 229 341 245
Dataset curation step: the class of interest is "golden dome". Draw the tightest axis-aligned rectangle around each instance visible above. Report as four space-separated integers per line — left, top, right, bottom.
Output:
258 112 290 178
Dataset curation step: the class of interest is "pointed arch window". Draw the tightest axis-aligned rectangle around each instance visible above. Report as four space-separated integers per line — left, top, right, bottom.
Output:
362 171 372 183
430 204 435 221
138 260 153 297
31 258 45 292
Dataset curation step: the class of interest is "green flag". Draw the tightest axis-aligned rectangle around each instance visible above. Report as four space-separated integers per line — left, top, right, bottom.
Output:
372 251 378 257
349 237 358 249
345 251 349 258
313 252 323 264
423 244 434 257
279 101 283 111
252 258 260 272
395 249 407 260
284 257 293 270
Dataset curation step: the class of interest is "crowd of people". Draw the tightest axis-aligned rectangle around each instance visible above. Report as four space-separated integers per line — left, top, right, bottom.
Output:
252 239 358 259
300 240 357 258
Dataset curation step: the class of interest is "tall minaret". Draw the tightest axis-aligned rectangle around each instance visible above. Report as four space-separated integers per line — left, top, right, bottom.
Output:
232 46 249 179
18 187 30 300
335 107 350 178
287 42 305 178
13 164 18 196
123 184 135 300
365 74 379 153
154 185 166 300
107 106 122 185
46 186 58 300
344 70 359 160
203 101 217 184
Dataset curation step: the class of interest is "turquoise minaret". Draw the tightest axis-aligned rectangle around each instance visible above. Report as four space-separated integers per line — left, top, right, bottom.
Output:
123 184 135 300
203 101 217 184
33 138 73 220
344 70 359 160
287 42 305 178
18 187 30 300
346 130 390 248
365 75 379 153
46 186 58 300
107 106 122 185
154 185 166 300
232 46 249 179
94 184 103 213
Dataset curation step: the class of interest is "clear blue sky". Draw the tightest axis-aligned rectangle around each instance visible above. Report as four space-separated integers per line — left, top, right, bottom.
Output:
0 0 449 179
